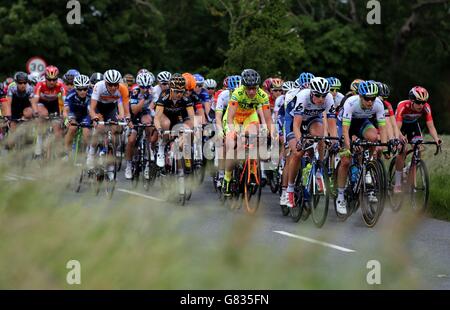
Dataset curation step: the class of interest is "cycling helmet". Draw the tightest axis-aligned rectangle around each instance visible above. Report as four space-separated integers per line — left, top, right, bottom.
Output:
136 72 153 88
409 86 429 103
241 69 261 87
358 81 379 97
104 69 122 84
227 75 242 91
204 79 217 89
193 74 205 85
73 75 90 89
263 78 273 91
66 69 80 77
14 71 28 83
310 77 330 95
45 65 59 79
169 73 186 91
327 77 342 89
282 81 296 92
157 71 172 83
123 73 135 85
270 78 283 90
296 72 315 88
90 72 103 85
28 72 41 85
376 82 390 98
182 73 196 91
148 72 155 85
350 79 364 94
223 76 229 88
63 73 76 84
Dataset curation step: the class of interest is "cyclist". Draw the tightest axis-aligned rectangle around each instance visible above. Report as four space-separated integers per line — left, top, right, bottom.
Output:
31 65 66 155
88 69 130 172
222 69 268 196
63 69 80 93
124 72 157 179
214 75 242 187
3 72 36 137
285 77 338 208
393 86 442 193
295 72 315 89
269 78 284 111
204 78 217 122
28 72 43 87
63 74 92 158
123 73 136 92
376 82 400 141
152 71 171 104
193 74 210 125
89 72 104 90
336 81 387 214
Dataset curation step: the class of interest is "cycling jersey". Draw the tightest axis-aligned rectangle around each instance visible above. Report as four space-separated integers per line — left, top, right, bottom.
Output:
342 95 386 126
7 84 35 119
292 89 336 120
382 99 395 118
34 81 66 103
395 100 433 124
152 85 162 103
229 85 267 123
64 89 91 123
156 90 193 128
215 90 231 112
130 91 152 124
274 95 285 137
91 80 129 106
333 92 345 109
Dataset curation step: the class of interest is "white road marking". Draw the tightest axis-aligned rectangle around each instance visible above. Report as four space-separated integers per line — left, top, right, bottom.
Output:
117 188 165 202
8 173 36 181
273 230 356 253
4 175 18 181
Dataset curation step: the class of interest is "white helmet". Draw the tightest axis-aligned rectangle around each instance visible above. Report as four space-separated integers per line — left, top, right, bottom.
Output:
282 81 296 92
104 69 122 84
204 79 217 89
310 77 330 95
157 71 172 83
73 74 90 88
136 73 153 87
148 72 155 85
28 72 42 85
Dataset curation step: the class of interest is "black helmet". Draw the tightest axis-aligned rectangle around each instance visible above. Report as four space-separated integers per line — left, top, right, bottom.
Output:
14 71 28 83
90 72 104 85
241 69 261 87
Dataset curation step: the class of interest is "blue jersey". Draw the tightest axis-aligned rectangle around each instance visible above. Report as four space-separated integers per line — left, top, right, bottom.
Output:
64 89 91 116
196 88 210 104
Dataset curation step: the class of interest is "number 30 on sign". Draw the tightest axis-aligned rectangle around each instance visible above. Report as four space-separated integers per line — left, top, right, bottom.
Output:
26 56 47 74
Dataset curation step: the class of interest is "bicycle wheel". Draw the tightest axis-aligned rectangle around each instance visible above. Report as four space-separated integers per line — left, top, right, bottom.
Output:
360 161 384 227
409 160 429 213
131 159 140 188
333 161 351 221
105 145 117 199
268 170 280 194
75 168 84 193
310 165 330 228
116 131 125 172
387 156 403 212
290 173 304 222
243 159 261 214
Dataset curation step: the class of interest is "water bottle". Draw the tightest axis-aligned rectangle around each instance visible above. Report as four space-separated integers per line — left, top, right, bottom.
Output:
302 163 312 186
350 165 360 184
316 169 324 192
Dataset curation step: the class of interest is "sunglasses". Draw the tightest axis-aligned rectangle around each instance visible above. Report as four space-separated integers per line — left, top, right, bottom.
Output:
47 78 57 82
413 100 426 105
207 87 215 90
76 88 88 92
313 92 327 98
160 82 169 86
66 83 74 86
330 88 340 92
272 89 283 92
140 85 152 89
196 84 204 88
363 96 377 102
172 89 185 94
17 81 27 85
106 82 119 87
246 87 258 91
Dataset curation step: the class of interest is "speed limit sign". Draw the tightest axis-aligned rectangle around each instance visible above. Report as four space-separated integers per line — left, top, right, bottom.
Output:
26 56 47 74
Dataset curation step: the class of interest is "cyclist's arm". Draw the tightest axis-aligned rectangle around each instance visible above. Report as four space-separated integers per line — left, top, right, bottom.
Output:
118 101 125 120
215 110 223 133
226 101 238 132
426 120 440 144
327 116 338 138
293 115 302 141
257 107 266 125
342 123 351 150
4 96 12 117
30 88 40 110
131 98 145 115
119 84 130 118
89 99 99 119
187 106 195 128
154 106 164 130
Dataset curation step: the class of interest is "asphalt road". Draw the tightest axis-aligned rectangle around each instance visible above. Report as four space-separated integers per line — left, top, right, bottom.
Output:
3 163 450 289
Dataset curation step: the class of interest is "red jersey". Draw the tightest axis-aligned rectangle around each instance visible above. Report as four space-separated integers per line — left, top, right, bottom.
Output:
34 81 66 103
383 99 395 117
395 100 433 124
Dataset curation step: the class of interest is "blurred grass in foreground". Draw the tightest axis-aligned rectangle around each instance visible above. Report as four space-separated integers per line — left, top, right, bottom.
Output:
0 131 441 289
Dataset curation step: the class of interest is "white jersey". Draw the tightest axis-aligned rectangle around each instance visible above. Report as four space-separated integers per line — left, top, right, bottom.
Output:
342 95 386 126
215 89 230 112
152 84 162 103
284 88 302 117
292 89 336 121
274 95 285 113
91 80 128 105
334 92 345 109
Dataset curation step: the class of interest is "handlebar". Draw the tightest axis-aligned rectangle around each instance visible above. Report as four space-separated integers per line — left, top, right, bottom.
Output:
408 140 442 156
